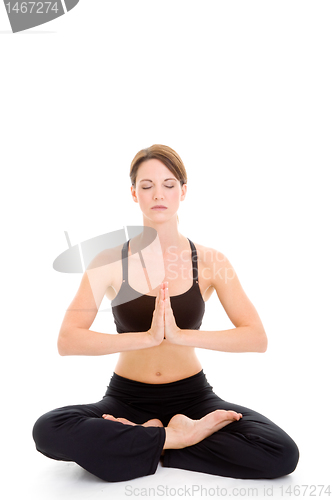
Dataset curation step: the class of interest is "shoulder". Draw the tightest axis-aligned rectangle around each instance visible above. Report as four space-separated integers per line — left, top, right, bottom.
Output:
86 242 124 271
85 242 125 290
191 240 229 266
191 240 235 285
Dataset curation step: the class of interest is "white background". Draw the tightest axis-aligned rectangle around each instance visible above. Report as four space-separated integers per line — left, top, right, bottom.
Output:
1 1 332 499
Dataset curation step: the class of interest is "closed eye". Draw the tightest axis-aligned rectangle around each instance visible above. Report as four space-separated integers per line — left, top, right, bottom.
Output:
142 186 174 189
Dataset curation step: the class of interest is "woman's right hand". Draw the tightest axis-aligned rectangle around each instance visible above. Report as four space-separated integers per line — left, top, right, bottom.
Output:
147 283 165 346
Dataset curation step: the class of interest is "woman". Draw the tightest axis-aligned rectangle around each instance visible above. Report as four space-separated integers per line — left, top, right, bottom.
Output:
32 144 299 482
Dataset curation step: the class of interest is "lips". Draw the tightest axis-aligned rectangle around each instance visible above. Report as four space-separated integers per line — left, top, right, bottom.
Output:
151 205 167 209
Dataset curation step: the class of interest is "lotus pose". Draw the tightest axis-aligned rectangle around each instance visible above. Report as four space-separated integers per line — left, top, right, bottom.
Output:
32 144 299 482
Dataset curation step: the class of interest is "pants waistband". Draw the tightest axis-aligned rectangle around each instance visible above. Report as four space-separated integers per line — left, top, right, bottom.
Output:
104 369 213 402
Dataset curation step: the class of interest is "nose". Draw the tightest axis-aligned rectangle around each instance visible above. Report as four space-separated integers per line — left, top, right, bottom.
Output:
153 187 164 200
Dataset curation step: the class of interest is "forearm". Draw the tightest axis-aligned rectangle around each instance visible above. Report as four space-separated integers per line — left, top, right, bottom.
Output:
57 327 154 356
175 325 268 353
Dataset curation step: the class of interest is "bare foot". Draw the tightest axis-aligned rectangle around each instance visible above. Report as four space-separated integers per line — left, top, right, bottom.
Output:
164 409 242 449
102 414 163 428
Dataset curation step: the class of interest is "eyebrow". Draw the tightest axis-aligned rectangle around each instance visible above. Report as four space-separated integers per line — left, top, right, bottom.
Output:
139 178 177 183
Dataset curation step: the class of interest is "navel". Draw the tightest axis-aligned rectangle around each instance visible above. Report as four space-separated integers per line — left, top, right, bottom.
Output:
156 372 162 377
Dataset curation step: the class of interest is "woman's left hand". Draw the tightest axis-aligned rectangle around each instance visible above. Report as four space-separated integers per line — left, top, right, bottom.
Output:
163 282 183 344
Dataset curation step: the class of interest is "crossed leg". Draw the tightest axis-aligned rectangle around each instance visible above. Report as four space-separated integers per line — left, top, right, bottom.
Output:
103 392 299 480
162 396 300 479
33 391 298 481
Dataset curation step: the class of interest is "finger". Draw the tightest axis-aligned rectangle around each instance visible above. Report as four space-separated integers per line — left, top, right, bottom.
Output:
164 282 171 307
155 286 164 318
155 286 161 308
159 284 165 303
159 284 165 309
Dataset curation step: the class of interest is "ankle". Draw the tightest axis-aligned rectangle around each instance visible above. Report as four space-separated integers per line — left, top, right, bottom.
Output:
163 427 185 450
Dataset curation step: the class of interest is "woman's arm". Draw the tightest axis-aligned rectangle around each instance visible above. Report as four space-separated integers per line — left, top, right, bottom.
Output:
58 251 164 356
171 325 267 353
165 249 267 353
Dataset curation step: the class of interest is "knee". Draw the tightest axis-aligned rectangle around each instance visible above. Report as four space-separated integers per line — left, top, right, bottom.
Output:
271 435 299 478
32 411 57 455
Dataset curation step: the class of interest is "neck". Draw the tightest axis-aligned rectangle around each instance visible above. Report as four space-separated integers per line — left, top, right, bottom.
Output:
136 216 187 256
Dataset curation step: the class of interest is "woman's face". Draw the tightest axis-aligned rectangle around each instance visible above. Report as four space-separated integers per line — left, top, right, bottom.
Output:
131 159 187 223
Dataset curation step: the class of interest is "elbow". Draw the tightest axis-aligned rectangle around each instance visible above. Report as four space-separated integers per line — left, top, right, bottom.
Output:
57 339 67 356
57 331 71 356
256 329 268 353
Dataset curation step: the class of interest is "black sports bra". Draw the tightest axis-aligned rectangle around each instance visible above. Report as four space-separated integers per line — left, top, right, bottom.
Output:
111 238 205 333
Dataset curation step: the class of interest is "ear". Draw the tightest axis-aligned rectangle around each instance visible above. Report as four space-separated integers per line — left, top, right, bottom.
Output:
131 185 138 203
180 183 187 201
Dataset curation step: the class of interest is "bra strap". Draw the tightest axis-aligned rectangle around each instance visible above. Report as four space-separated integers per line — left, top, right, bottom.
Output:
121 240 129 283
187 238 199 283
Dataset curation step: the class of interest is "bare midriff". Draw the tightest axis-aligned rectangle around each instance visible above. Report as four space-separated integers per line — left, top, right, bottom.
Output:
114 341 203 384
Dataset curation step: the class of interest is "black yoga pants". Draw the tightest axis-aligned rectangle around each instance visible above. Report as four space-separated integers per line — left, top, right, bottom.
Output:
32 370 299 482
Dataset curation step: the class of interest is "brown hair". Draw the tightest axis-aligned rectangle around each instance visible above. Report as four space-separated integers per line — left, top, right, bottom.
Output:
129 144 187 188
